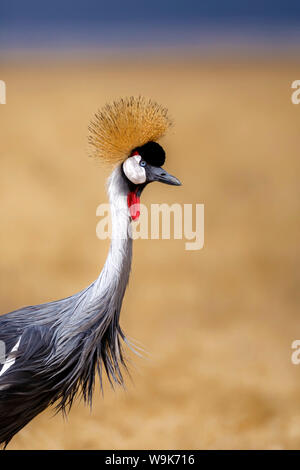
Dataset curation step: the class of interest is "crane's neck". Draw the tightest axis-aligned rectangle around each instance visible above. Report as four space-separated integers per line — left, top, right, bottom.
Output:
92 166 133 303
47 166 132 359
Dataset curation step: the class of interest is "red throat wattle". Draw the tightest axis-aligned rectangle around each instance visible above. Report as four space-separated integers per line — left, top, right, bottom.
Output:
127 190 140 221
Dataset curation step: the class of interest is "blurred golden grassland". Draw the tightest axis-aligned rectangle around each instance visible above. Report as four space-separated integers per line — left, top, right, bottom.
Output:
0 56 300 449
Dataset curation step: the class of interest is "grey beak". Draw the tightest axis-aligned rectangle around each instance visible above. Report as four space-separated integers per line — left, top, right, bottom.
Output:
148 166 182 186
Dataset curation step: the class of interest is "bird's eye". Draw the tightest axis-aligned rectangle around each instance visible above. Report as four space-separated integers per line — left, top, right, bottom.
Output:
140 160 147 167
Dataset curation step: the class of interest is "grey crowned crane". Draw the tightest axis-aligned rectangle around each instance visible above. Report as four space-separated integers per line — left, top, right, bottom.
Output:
0 96 181 448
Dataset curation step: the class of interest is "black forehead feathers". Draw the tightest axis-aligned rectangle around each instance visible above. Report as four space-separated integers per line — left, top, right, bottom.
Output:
132 141 165 167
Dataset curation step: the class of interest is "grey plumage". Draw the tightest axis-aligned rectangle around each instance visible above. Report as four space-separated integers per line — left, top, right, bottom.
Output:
0 167 133 448
0 96 181 448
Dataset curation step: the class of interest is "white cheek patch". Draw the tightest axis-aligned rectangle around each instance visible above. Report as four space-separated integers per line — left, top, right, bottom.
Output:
123 155 146 185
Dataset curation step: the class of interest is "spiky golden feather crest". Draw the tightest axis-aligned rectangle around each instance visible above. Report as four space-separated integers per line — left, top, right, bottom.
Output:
88 96 172 164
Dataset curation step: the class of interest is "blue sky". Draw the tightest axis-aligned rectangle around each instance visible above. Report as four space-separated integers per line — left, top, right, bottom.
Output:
2 0 300 23
1 0 300 51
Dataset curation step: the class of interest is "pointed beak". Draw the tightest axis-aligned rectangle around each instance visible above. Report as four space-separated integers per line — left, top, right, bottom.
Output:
148 166 182 186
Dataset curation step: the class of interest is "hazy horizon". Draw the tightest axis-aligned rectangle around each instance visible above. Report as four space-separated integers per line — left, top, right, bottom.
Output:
1 1 300 54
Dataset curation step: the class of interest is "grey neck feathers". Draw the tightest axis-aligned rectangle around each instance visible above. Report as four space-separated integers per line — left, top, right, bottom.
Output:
92 165 132 303
61 165 133 337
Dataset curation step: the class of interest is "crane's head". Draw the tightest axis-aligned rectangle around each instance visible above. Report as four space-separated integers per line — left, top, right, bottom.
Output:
122 141 181 220
89 96 181 220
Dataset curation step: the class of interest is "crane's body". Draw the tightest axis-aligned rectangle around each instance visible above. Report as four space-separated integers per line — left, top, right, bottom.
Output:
0 97 181 448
